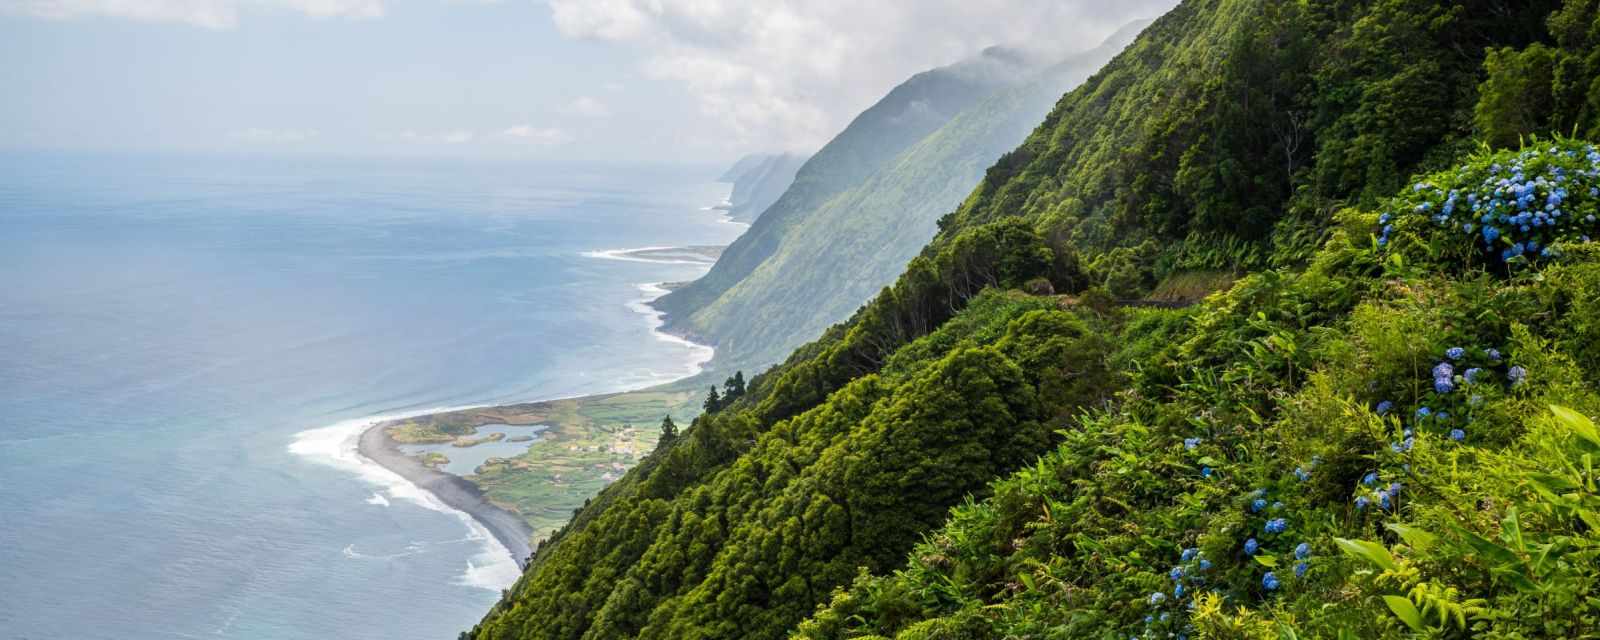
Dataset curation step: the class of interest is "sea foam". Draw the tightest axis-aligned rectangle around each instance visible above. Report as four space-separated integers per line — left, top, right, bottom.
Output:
287 407 520 591
628 282 714 380
581 246 716 265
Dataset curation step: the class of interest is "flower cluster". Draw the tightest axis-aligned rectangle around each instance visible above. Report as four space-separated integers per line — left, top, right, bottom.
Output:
1234 478 1316 596
1374 345 1527 460
1378 141 1600 267
1143 544 1214 638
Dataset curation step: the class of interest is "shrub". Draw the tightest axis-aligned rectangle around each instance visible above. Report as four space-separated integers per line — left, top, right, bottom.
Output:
1380 139 1600 269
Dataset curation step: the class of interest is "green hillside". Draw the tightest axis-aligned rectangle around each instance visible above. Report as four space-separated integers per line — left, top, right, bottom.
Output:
651 47 1050 344
669 23 1149 371
719 153 807 224
466 1 1600 639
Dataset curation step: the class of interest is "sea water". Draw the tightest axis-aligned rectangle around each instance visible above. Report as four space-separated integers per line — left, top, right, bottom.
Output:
0 151 741 639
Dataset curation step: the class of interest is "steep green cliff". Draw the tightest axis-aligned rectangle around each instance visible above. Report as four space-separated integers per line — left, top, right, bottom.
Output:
667 23 1149 372
651 46 1052 348
467 1 1600 639
717 153 807 224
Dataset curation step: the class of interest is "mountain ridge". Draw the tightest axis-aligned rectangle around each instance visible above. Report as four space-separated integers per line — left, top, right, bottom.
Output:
465 1 1600 638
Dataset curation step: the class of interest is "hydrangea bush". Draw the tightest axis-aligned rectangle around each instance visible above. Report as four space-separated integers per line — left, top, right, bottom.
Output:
1379 139 1600 267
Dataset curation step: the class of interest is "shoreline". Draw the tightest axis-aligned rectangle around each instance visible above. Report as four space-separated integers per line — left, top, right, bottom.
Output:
356 418 535 567
342 240 722 571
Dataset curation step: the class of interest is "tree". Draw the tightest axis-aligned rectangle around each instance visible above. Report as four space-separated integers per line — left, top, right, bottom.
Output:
724 371 747 400
704 385 722 413
657 415 678 450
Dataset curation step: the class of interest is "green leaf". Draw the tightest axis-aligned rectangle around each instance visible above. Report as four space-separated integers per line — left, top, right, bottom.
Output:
1254 555 1279 568
1445 523 1520 567
1550 405 1600 448
1527 472 1580 493
1446 523 1537 591
1384 595 1425 631
1384 523 1437 552
1334 537 1397 572
1502 506 1525 553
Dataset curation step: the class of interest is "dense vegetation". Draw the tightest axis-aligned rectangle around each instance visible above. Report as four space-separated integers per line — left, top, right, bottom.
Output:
652 45 1056 359
796 141 1600 638
665 24 1147 371
466 1 1600 638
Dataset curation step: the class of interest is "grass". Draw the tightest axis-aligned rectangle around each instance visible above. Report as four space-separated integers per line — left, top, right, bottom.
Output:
385 388 703 541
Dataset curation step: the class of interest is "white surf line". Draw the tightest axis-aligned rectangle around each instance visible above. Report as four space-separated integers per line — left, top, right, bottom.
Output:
625 281 715 381
287 405 521 591
295 241 723 592
581 246 717 265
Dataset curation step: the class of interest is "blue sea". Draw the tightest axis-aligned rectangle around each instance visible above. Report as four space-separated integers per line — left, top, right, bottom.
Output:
0 151 742 639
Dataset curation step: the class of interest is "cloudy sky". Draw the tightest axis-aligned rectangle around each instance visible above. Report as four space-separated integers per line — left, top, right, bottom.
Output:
1 0 1176 163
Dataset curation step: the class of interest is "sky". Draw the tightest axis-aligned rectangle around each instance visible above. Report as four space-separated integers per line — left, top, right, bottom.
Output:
1 0 1178 164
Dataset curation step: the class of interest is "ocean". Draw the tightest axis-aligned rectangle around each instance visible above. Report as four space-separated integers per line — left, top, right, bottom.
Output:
0 151 741 639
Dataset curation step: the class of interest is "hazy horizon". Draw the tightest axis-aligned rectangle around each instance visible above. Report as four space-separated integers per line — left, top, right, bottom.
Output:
1 0 1175 164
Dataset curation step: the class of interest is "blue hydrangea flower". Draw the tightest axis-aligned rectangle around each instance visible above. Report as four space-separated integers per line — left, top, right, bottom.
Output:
1355 496 1370 510
1294 467 1311 482
1173 584 1185 599
1262 572 1280 590
1433 362 1454 379
1294 561 1309 578
1509 366 1528 384
1488 348 1502 361
1198 559 1213 571
1201 466 1213 478
1170 566 1184 581
1244 538 1259 555
1362 472 1379 486
1446 347 1465 360
1264 518 1288 534
1376 400 1393 415
1180 548 1198 563
1450 428 1466 442
1464 367 1483 383
1294 542 1311 559
1250 498 1267 513
1435 378 1455 394
1183 437 1201 450
1416 407 1432 419
1149 592 1166 605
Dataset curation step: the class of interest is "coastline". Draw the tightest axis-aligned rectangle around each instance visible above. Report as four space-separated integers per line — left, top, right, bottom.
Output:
337 242 721 573
356 419 535 567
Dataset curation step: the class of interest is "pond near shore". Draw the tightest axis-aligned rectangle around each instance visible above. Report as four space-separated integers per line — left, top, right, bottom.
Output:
398 424 549 476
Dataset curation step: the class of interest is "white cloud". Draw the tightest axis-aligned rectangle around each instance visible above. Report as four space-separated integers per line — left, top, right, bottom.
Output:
229 127 318 143
560 96 610 118
0 0 382 28
501 125 571 146
546 0 1177 150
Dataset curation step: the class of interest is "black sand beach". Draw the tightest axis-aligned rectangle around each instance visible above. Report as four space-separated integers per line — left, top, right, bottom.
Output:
357 421 534 567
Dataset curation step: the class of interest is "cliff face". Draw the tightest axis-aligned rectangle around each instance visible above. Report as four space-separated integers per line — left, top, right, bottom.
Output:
651 45 1050 341
717 152 807 224
466 1 1600 639
670 23 1149 372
